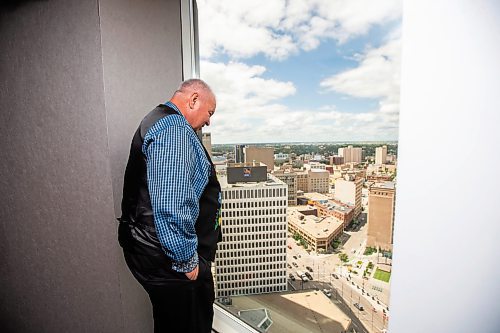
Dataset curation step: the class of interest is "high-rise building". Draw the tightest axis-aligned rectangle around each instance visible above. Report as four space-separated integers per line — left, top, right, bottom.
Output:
308 170 330 194
244 146 275 172
202 132 212 158
367 182 396 251
215 165 288 297
375 145 388 165
334 175 363 218
234 144 246 163
338 145 362 163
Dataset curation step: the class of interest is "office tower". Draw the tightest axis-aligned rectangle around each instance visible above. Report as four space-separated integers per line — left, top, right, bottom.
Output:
338 145 362 163
334 175 363 218
234 144 246 163
244 146 275 172
308 170 330 194
215 164 288 297
375 145 388 165
367 182 396 251
202 132 212 158
273 170 297 206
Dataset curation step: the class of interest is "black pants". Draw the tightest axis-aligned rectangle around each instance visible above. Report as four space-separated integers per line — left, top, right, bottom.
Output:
124 250 215 333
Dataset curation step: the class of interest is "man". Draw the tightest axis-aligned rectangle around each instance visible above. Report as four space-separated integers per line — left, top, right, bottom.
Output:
118 79 221 333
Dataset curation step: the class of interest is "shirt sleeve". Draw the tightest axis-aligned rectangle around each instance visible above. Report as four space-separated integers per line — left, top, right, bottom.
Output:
143 124 208 273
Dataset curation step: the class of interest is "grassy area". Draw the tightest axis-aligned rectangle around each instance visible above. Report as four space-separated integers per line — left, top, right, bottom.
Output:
373 268 391 282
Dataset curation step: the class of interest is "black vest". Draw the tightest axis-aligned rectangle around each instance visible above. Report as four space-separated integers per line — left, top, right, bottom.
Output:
118 104 222 262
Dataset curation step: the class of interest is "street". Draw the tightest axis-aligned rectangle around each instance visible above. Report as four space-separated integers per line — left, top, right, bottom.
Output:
286 217 391 333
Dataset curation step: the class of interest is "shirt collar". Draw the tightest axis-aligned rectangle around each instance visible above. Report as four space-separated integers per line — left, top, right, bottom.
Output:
164 101 181 115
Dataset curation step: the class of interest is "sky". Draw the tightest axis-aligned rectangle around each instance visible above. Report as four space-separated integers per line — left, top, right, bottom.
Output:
197 0 402 144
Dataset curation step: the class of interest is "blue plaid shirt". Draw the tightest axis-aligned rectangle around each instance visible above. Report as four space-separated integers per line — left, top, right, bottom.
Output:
142 101 211 273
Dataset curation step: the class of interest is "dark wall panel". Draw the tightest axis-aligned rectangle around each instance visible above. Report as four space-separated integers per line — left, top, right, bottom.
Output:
99 0 184 218
0 0 123 331
0 0 184 332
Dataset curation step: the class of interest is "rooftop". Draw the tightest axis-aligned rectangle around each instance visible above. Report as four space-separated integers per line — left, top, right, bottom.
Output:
219 173 286 189
288 206 343 239
221 290 351 333
371 181 396 190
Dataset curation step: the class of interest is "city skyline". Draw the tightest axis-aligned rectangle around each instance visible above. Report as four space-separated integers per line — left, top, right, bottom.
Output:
198 0 402 144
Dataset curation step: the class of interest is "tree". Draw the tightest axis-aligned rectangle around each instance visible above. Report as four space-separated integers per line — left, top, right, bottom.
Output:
339 253 349 263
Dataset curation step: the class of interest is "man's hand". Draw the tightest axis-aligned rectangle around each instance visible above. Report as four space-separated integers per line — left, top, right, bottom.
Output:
185 265 199 280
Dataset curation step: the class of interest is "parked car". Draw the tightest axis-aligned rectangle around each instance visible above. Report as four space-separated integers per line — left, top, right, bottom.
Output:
293 255 298 260
306 266 313 272
322 289 332 298
292 262 298 268
289 273 296 281
332 273 339 279
354 303 364 311
305 272 313 280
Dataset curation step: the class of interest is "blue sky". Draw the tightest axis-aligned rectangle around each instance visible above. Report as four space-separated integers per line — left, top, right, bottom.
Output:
197 0 402 144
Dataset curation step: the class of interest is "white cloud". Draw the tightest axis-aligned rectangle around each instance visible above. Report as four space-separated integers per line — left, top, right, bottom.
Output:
197 0 402 60
196 1 402 143
320 33 402 139
201 60 398 143
320 36 401 100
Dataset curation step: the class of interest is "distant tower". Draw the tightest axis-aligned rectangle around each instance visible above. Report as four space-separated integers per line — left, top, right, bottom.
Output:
234 144 246 163
375 145 387 165
202 132 212 159
338 145 362 163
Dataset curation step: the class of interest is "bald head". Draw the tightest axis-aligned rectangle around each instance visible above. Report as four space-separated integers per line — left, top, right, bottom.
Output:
170 79 217 131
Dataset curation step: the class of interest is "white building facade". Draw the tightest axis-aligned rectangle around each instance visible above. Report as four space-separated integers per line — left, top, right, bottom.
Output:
215 174 288 297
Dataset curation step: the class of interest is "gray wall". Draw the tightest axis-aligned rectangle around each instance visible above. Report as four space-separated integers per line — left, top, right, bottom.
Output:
0 0 184 332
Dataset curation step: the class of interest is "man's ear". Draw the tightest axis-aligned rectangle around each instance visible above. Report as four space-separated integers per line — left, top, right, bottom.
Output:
188 92 199 109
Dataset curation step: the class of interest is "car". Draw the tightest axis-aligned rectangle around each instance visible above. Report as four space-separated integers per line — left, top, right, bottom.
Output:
351 281 355 285
292 262 298 268
306 266 313 272
322 289 332 298
332 273 339 279
305 272 313 280
287 264 292 269
366 292 370 297
383 309 386 314
289 273 296 281
293 255 298 259
377 300 381 305
354 303 364 311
